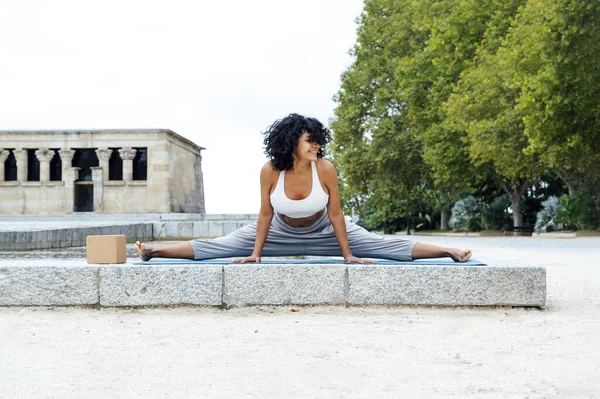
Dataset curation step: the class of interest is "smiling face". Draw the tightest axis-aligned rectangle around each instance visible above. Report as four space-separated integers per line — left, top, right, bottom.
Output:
293 131 321 163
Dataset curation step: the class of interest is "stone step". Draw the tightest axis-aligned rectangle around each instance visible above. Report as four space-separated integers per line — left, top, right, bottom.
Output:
0 262 546 307
0 224 153 251
0 219 257 250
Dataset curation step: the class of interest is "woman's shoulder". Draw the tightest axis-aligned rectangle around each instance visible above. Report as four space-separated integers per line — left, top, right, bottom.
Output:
315 158 337 180
260 161 280 177
315 158 336 173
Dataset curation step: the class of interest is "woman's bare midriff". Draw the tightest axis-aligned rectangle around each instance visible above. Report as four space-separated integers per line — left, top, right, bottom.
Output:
279 209 324 227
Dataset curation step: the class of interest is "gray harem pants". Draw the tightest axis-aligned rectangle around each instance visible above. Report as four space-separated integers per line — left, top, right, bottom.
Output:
188 211 417 261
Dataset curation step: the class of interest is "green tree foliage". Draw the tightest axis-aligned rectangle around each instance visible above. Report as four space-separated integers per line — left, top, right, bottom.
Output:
510 0 600 194
332 0 600 230
331 0 433 230
446 0 600 227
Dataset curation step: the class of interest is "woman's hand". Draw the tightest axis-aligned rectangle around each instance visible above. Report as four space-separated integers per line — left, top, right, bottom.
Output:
344 255 378 264
230 255 262 264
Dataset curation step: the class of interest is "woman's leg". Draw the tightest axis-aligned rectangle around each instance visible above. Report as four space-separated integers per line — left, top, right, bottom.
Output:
303 221 472 262
136 218 311 261
135 223 258 261
300 221 416 260
135 241 194 261
411 242 472 262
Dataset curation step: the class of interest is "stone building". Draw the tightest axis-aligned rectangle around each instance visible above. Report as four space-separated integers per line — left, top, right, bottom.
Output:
0 129 205 214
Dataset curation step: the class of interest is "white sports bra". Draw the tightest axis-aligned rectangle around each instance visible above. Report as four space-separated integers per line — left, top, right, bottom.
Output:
270 161 329 218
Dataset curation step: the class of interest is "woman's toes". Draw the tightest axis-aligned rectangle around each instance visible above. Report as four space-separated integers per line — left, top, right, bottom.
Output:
450 248 472 262
459 249 472 262
134 242 151 261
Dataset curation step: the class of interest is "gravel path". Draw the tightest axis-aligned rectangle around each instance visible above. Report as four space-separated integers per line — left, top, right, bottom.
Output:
1 236 599 398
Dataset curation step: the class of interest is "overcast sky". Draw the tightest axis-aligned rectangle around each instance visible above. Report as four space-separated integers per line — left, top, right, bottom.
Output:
0 0 363 214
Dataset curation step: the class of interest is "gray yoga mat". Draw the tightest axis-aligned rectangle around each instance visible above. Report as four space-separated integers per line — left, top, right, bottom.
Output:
133 258 486 266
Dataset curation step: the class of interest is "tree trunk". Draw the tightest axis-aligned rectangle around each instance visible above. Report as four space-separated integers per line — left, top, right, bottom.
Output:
406 214 411 235
509 190 523 227
440 209 449 230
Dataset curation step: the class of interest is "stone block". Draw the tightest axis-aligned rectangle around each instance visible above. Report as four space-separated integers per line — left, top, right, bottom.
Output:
165 222 178 238
16 231 31 244
153 222 167 239
64 229 74 248
223 264 346 306
178 222 193 238
207 222 223 237
347 265 546 307
55 229 65 246
0 266 99 306
192 222 209 237
0 232 14 244
99 265 222 306
144 224 153 239
152 164 169 172
71 230 83 247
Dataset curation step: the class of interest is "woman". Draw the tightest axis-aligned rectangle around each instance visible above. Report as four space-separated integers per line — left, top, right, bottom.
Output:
136 113 472 263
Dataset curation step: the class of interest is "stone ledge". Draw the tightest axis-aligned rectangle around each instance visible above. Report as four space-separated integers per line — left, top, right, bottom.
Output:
104 181 126 186
100 265 222 306
0 265 99 305
43 181 65 186
0 223 153 250
224 264 346 306
0 262 547 307
347 265 546 307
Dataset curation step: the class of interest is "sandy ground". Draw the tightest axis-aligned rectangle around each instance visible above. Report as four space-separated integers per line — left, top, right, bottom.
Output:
1 236 599 398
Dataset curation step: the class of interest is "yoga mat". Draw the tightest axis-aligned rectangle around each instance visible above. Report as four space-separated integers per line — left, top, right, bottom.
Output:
134 258 486 266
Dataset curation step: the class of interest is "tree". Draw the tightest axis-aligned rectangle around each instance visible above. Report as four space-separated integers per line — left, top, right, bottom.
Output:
400 0 525 228
331 0 434 232
506 0 600 208
443 1 547 227
333 0 600 230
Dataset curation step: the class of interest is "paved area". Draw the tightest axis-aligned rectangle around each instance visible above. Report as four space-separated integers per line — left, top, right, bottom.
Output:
1 236 599 397
0 221 140 233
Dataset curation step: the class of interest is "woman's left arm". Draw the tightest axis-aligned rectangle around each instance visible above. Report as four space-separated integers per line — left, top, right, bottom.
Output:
320 160 376 264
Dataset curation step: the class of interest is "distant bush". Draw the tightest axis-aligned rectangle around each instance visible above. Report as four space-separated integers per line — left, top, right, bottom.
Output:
466 217 483 232
482 195 511 230
535 196 562 232
449 196 480 231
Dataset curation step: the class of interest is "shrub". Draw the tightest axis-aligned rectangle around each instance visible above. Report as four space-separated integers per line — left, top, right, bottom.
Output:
466 217 483 232
534 196 561 232
482 195 511 230
449 196 480 231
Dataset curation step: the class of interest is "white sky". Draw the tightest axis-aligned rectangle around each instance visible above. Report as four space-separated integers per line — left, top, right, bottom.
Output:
0 0 363 214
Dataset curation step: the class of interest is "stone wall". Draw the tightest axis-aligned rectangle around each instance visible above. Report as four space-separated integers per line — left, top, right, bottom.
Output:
167 135 205 213
0 183 71 214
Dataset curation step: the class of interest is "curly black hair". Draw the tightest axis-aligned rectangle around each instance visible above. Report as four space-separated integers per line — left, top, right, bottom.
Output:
263 113 332 171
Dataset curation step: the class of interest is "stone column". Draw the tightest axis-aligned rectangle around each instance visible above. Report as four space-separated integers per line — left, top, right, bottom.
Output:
91 167 103 212
13 148 27 183
65 167 80 189
0 149 9 182
118 147 137 182
58 149 76 182
35 148 54 183
95 148 111 182
64 167 80 213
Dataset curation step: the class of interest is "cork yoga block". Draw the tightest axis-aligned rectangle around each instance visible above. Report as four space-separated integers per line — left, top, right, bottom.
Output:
86 235 127 264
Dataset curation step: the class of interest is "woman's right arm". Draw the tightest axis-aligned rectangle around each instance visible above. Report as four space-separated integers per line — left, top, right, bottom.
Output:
232 162 275 263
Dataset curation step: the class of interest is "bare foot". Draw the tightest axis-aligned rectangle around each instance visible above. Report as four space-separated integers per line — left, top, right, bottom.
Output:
135 241 153 261
450 248 472 263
